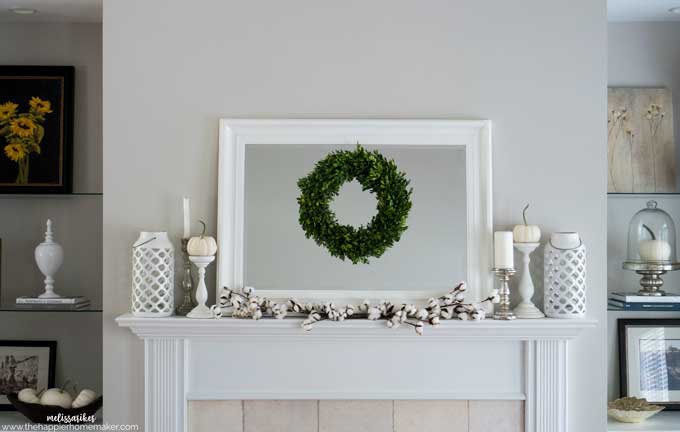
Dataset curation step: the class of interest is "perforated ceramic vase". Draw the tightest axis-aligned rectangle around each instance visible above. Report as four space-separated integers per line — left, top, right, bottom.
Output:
544 232 586 319
131 231 174 317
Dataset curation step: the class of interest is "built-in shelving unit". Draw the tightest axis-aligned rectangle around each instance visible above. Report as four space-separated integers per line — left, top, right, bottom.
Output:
608 412 680 432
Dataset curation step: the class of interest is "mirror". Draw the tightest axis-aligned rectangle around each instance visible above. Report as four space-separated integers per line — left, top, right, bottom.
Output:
244 144 466 291
218 119 492 301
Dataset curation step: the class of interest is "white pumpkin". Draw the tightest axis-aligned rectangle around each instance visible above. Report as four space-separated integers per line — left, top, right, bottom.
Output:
639 240 671 261
187 220 218 256
639 224 672 262
513 204 541 243
71 389 97 408
17 388 41 404
40 387 73 409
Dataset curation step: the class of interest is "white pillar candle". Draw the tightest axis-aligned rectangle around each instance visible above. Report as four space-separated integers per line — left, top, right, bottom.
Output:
494 231 514 269
183 197 191 239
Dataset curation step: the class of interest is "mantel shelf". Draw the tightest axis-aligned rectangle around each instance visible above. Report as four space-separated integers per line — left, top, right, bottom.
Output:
116 314 596 340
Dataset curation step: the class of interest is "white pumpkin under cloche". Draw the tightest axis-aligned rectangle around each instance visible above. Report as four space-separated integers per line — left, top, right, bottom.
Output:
639 225 672 261
17 388 41 404
187 220 218 256
40 386 73 409
72 389 98 408
513 204 541 243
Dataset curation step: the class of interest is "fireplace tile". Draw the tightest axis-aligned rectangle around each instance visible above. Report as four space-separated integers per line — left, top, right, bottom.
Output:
394 400 468 432
244 400 317 432
469 400 523 432
319 400 393 432
188 400 243 432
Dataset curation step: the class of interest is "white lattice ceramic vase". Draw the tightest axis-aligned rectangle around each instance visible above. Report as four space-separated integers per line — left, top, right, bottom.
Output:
543 232 586 319
131 231 174 317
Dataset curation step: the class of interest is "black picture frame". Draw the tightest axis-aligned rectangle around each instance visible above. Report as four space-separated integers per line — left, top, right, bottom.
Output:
619 318 680 410
0 66 74 194
0 340 56 411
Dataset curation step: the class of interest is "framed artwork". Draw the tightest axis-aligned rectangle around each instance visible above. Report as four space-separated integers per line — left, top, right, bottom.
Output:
0 66 74 194
0 340 56 410
608 88 676 193
619 319 680 410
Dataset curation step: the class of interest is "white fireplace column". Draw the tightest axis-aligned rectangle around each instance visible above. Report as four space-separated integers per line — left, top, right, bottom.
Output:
117 316 594 432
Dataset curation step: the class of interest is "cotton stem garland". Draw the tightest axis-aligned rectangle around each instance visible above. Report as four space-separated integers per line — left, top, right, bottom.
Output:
211 282 501 335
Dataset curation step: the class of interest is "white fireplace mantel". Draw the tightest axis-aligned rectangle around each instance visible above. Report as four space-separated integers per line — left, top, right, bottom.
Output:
116 315 596 432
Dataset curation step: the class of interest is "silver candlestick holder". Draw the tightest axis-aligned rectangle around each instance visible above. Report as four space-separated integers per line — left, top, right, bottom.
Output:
175 238 196 315
492 268 516 320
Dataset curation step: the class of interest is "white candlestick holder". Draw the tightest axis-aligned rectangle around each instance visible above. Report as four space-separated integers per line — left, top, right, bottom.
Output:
513 242 545 319
187 255 215 319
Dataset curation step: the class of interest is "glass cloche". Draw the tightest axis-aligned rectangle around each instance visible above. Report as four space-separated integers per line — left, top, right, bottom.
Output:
625 200 677 264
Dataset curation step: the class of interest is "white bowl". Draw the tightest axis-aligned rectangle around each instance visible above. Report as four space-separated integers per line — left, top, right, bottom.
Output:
607 407 664 423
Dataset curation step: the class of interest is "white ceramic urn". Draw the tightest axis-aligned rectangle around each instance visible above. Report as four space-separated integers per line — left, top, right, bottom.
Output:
34 219 64 299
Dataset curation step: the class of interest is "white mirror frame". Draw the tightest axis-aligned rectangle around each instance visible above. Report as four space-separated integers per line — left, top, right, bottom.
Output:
217 119 493 303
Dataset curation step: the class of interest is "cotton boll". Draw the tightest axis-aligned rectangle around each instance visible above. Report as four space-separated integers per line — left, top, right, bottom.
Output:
415 322 424 336
416 309 428 321
243 286 254 295
458 312 469 321
210 305 223 318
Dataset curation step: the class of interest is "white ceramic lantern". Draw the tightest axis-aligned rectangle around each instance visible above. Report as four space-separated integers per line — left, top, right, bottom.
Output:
543 232 586 319
131 231 174 317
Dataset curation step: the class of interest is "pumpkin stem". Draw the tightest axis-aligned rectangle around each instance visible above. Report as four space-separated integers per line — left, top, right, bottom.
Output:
198 220 207 238
522 204 530 226
642 224 656 240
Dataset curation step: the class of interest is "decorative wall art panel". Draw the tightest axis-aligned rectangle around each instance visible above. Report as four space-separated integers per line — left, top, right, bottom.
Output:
0 340 56 410
608 88 675 193
0 66 74 194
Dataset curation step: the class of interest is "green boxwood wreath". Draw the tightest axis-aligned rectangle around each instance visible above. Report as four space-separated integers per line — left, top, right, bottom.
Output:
297 145 413 264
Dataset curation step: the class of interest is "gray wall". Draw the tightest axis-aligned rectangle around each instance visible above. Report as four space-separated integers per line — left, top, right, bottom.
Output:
0 23 102 394
607 22 680 401
245 144 466 291
103 1 607 430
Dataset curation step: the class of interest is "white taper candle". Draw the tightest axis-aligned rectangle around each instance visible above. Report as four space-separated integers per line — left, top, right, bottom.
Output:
183 197 191 239
494 231 514 269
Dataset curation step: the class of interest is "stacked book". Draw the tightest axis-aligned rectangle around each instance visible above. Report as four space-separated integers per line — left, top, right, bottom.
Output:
15 296 91 310
609 292 680 311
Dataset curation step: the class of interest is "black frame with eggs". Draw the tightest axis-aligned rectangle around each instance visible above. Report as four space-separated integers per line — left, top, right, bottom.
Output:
0 340 56 410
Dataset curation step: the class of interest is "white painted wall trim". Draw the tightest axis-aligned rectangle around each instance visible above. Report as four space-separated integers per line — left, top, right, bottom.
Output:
117 315 594 432
216 119 493 303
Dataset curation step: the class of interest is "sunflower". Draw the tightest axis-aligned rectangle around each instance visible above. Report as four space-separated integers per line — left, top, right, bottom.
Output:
29 97 52 115
0 102 18 121
4 143 26 162
9 117 37 138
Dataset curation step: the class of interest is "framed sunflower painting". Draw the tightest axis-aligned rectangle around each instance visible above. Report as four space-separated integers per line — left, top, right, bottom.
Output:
0 66 74 194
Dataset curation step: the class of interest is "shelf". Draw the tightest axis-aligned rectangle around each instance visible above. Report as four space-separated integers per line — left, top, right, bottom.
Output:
608 193 680 197
608 308 680 312
117 314 597 339
0 304 102 312
608 412 680 431
0 192 102 198
0 411 101 430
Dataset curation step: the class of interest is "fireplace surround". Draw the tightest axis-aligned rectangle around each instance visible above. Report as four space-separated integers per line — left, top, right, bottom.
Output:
117 315 595 432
